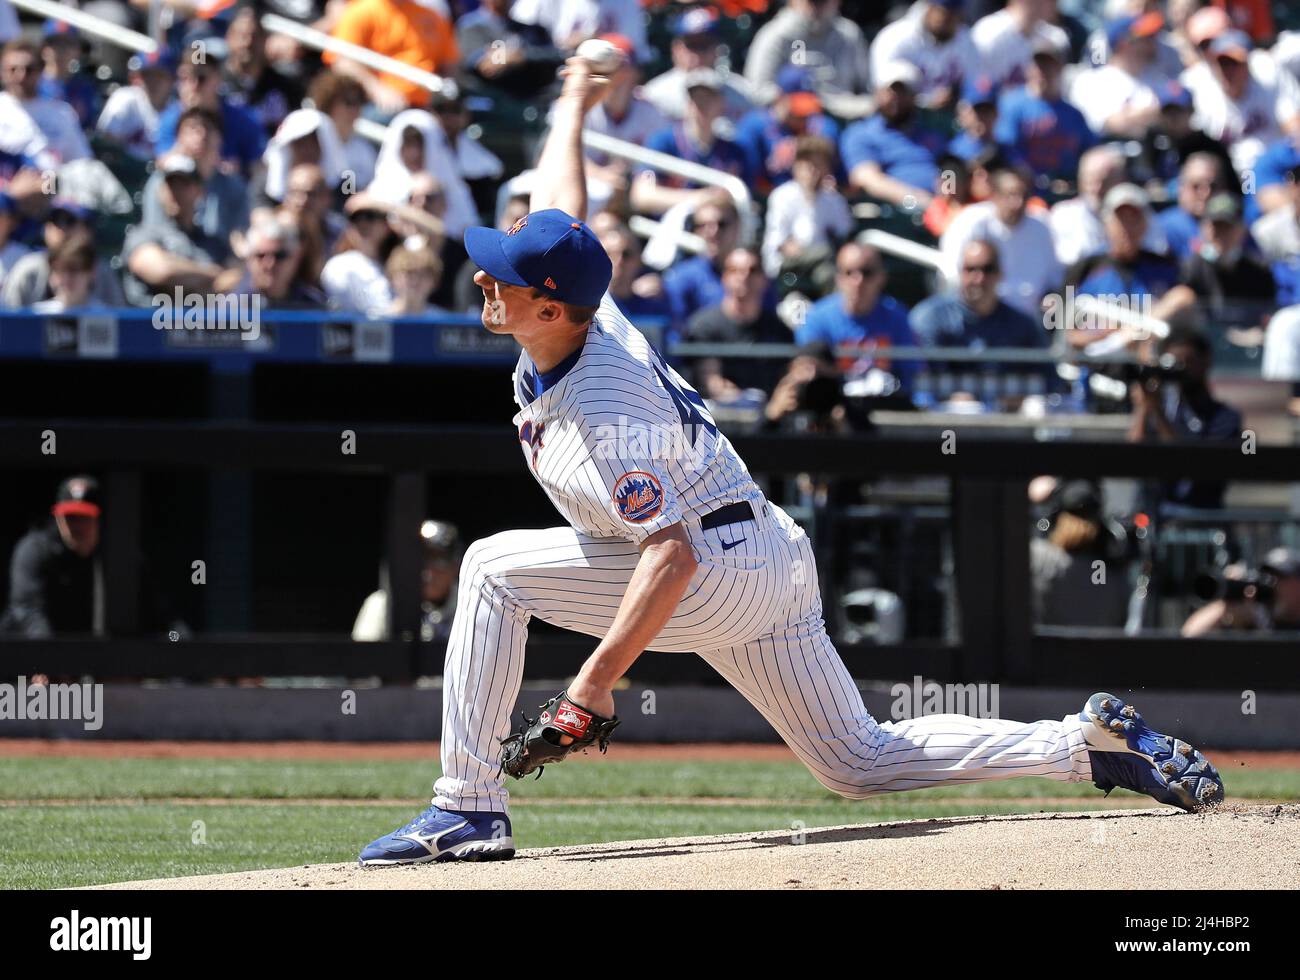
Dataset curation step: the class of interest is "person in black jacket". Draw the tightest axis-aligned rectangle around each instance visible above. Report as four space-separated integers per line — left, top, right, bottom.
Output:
0 476 100 638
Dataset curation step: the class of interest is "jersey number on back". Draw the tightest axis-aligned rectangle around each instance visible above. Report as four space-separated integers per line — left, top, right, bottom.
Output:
651 347 717 446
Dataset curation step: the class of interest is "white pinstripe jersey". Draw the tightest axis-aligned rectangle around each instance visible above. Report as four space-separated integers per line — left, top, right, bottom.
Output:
511 292 764 543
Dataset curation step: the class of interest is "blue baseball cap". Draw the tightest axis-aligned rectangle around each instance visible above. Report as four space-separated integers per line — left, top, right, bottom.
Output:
129 47 179 74
960 74 999 107
777 64 816 95
1106 11 1163 50
464 209 612 308
1158 80 1193 109
43 19 79 40
674 7 720 38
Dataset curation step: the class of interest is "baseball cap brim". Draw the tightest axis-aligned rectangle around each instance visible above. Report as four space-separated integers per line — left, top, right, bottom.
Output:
464 226 531 289
52 501 101 518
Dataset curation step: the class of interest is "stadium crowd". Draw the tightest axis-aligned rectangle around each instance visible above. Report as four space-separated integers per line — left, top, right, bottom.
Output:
0 0 1299 425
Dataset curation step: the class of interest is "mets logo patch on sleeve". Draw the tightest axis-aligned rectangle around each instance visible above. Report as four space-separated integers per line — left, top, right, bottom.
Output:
612 471 663 523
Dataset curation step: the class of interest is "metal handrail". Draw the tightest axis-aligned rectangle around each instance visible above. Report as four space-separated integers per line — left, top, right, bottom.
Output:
260 13 446 97
8 0 157 53
580 130 752 219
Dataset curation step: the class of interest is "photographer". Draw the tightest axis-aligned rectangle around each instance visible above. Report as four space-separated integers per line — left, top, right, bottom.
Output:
1127 324 1243 511
1029 479 1131 629
1181 548 1300 636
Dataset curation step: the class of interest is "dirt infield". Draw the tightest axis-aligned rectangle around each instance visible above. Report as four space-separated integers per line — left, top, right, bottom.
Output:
95 804 1300 890
5 740 1300 769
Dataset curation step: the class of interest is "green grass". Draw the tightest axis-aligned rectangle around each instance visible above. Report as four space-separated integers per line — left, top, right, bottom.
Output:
1 757 1296 889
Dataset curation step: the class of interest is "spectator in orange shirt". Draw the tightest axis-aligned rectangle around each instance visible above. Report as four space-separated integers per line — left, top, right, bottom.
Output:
326 0 460 114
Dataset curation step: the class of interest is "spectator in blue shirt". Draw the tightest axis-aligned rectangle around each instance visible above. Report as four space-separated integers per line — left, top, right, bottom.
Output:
1251 137 1300 222
39 20 98 128
634 69 751 216
155 43 266 176
994 33 1095 187
842 61 946 210
734 65 841 194
948 74 1004 161
594 216 673 331
796 242 917 389
910 239 1055 397
1156 153 1229 260
661 195 740 337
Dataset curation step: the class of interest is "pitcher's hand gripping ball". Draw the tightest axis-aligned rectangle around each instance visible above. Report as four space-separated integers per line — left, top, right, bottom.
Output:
575 38 627 77
500 691 620 779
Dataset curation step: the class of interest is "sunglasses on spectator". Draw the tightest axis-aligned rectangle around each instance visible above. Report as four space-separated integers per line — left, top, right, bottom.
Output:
179 69 214 83
683 37 715 53
695 217 734 230
962 262 998 274
252 249 290 262
838 265 882 278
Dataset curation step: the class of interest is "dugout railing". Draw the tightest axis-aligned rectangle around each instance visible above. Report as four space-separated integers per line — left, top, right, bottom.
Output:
2 420 1299 691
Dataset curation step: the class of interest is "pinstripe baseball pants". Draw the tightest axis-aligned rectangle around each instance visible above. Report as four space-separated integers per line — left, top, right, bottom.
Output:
432 500 1092 813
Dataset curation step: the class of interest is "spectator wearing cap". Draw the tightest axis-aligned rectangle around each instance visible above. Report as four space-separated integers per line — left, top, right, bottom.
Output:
795 242 918 391
325 0 460 115
1064 182 1181 348
140 107 250 249
1068 12 1171 138
641 8 757 124
911 238 1054 394
0 39 90 164
1182 29 1300 177
0 476 101 638
1182 545 1300 636
1165 192 1276 318
841 61 947 210
869 0 981 110
123 153 232 307
223 4 306 138
1 198 124 308
0 190 27 289
38 19 98 128
1030 479 1130 629
635 70 751 215
456 0 565 98
971 0 1072 88
592 215 672 325
760 135 852 291
353 519 461 643
994 32 1096 186
321 193 408 315
30 229 99 313
687 247 791 402
743 0 873 117
225 214 325 309
96 48 177 161
948 74 1005 159
154 42 266 175
1084 0 1185 81
1155 152 1230 260
1133 80 1236 192
510 0 648 60
734 65 841 194
1251 162 1300 307
1048 144 1166 267
940 164 1062 318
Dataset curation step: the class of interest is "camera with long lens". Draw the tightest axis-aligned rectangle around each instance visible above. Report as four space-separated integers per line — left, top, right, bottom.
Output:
1193 569 1277 606
1120 353 1188 385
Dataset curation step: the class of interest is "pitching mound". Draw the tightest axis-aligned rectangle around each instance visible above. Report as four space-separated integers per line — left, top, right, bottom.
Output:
96 804 1300 890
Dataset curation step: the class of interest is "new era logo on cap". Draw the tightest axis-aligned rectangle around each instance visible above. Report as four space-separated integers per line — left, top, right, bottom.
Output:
463 209 612 307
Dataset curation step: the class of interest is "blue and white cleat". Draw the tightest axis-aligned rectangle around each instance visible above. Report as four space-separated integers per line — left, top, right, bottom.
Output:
1079 692 1224 812
358 804 515 866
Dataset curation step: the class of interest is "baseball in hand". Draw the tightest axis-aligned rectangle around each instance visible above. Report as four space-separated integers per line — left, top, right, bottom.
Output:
575 38 627 77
